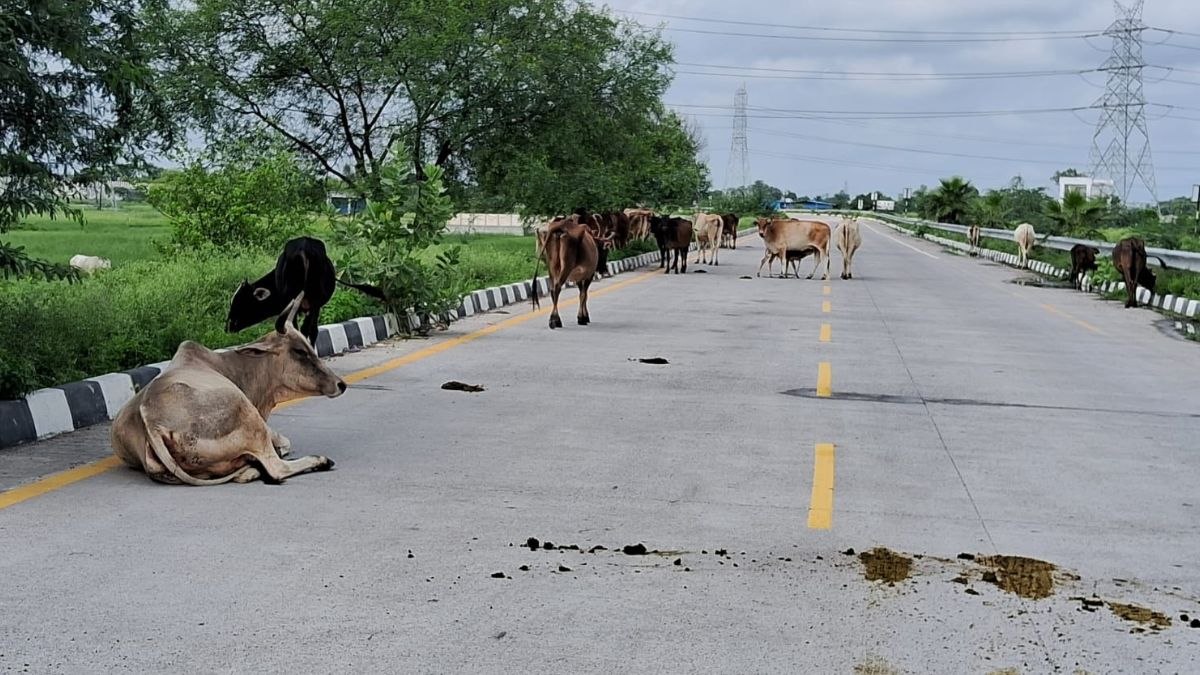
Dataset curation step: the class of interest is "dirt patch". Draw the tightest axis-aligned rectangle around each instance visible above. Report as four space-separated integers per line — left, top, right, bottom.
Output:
986 669 1021 675
1109 602 1171 630
859 548 913 584
442 381 485 392
854 655 901 675
978 555 1057 600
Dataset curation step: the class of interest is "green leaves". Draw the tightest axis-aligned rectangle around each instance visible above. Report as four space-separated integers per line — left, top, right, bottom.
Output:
923 177 979 225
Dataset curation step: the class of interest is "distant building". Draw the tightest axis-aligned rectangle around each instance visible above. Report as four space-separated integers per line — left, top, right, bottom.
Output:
1058 176 1114 202
799 200 834 210
328 191 366 215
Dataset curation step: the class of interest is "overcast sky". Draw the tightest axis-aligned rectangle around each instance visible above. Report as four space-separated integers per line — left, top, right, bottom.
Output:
604 0 1200 203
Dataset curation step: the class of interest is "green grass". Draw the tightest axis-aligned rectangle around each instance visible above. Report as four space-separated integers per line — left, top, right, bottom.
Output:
5 202 172 265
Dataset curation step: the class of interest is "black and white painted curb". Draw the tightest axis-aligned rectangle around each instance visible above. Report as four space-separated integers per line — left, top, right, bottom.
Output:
872 217 1200 322
0 245 699 450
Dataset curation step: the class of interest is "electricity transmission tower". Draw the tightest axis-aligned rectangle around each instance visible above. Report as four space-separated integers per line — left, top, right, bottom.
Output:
1090 0 1158 205
726 84 750 188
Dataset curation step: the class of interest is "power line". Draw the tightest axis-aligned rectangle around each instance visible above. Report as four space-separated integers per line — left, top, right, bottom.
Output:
662 25 1103 44
673 62 1101 81
671 102 1091 120
622 10 1104 36
746 127 1086 166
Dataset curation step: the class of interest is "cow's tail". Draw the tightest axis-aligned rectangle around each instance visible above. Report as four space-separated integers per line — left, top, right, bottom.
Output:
530 249 544 310
142 412 241 487
336 277 388 302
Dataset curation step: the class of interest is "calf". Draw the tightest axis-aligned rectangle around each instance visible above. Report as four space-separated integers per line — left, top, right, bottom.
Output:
968 225 981 256
1112 237 1157 308
755 217 831 280
1013 223 1036 269
834 218 862 280
693 212 723 265
69 254 111 274
110 294 345 485
1069 244 1100 289
650 215 693 274
720 213 739 249
531 215 604 328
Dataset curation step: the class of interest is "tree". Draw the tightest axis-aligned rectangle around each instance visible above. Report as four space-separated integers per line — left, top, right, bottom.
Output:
1044 191 1108 238
148 0 676 202
968 191 1010 229
1 0 166 277
924 177 978 224
1051 168 1085 183
994 176 1053 231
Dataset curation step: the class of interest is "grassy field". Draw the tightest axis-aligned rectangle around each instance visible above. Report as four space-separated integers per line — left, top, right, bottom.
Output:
6 203 172 264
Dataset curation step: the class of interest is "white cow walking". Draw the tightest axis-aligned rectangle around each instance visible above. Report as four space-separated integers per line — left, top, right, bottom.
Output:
69 254 112 274
1013 223 1036 269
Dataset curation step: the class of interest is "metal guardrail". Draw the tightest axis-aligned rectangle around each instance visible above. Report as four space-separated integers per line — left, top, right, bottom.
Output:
861 212 1200 273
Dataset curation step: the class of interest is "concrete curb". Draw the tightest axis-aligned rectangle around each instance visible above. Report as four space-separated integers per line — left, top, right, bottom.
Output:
872 218 1200 322
0 238 719 450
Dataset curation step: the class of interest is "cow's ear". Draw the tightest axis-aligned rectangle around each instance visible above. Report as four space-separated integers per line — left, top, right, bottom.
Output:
253 287 272 301
235 345 273 357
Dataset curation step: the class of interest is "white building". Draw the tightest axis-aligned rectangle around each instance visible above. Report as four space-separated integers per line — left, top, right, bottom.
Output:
1057 176 1114 202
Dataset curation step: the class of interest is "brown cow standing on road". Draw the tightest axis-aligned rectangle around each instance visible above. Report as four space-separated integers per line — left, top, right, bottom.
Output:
1069 243 1100 289
1112 237 1157 308
531 215 605 328
650 214 693 274
110 294 345 485
755 217 831 280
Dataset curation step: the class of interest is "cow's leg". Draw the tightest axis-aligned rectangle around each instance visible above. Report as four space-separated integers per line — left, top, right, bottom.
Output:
577 279 591 325
713 240 719 266
1123 270 1136 307
270 428 292 458
250 447 335 484
807 251 820 279
548 280 563 329
679 248 688 274
757 254 768 277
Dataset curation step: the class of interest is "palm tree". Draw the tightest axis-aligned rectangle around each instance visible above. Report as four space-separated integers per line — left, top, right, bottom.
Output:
925 177 978 224
1045 191 1108 237
968 191 1010 229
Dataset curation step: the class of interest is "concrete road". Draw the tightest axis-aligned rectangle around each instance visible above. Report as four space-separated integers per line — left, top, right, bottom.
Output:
2 225 1199 673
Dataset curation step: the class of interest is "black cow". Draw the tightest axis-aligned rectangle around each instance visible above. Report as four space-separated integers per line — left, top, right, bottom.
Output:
649 214 693 274
1069 244 1100 289
227 237 382 345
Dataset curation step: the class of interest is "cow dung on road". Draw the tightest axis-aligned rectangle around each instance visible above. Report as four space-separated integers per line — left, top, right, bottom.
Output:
633 357 669 365
442 381 485 392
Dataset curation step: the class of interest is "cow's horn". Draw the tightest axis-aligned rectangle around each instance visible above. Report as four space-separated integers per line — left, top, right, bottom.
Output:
276 291 305 334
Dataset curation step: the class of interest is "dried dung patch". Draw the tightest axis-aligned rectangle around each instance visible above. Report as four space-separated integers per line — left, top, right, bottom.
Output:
854 655 901 675
441 381 484 392
978 555 1057 600
859 548 912 584
1109 602 1171 630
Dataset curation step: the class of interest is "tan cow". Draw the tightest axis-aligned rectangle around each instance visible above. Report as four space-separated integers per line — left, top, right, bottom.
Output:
531 215 605 328
693 212 724 265
110 294 346 485
834 218 862 280
967 224 981 256
624 208 656 241
755 217 831 280
1014 223 1036 268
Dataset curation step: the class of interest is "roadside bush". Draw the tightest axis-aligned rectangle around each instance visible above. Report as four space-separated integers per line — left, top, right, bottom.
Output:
0 252 381 399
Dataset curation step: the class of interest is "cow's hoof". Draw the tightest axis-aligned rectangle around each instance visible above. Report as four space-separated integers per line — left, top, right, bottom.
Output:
315 457 335 472
577 316 590 326
549 316 563 329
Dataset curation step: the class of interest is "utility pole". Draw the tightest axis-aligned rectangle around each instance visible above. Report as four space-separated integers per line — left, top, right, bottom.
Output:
1090 0 1158 206
726 84 750 189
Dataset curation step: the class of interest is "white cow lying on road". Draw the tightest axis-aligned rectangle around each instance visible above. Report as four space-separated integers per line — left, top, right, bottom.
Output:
110 294 346 485
69 254 111 273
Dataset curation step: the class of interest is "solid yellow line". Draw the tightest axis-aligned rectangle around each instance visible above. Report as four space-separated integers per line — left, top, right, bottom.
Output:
807 443 836 529
1039 303 1104 335
822 300 831 313
0 266 669 511
817 362 832 397
819 324 831 343
0 456 124 510
823 285 831 296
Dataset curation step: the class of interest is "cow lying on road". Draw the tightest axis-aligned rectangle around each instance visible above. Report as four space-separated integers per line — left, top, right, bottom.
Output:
111 294 345 485
650 215 693 274
227 237 383 346
1069 243 1100 289
1112 237 1157 308
531 215 605 328
755 217 831 280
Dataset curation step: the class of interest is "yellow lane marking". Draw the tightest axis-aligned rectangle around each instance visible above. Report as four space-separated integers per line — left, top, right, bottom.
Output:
0 265 672 512
0 456 124 510
861 222 939 260
823 286 831 296
819 323 832 343
1038 303 1105 335
817 362 832 398
807 443 836 529
822 300 832 313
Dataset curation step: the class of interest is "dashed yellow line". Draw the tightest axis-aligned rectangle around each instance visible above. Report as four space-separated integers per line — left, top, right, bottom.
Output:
807 443 836 529
817 362 832 397
822 300 832 313
823 285 831 296
1038 303 1105 335
819 323 832 343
